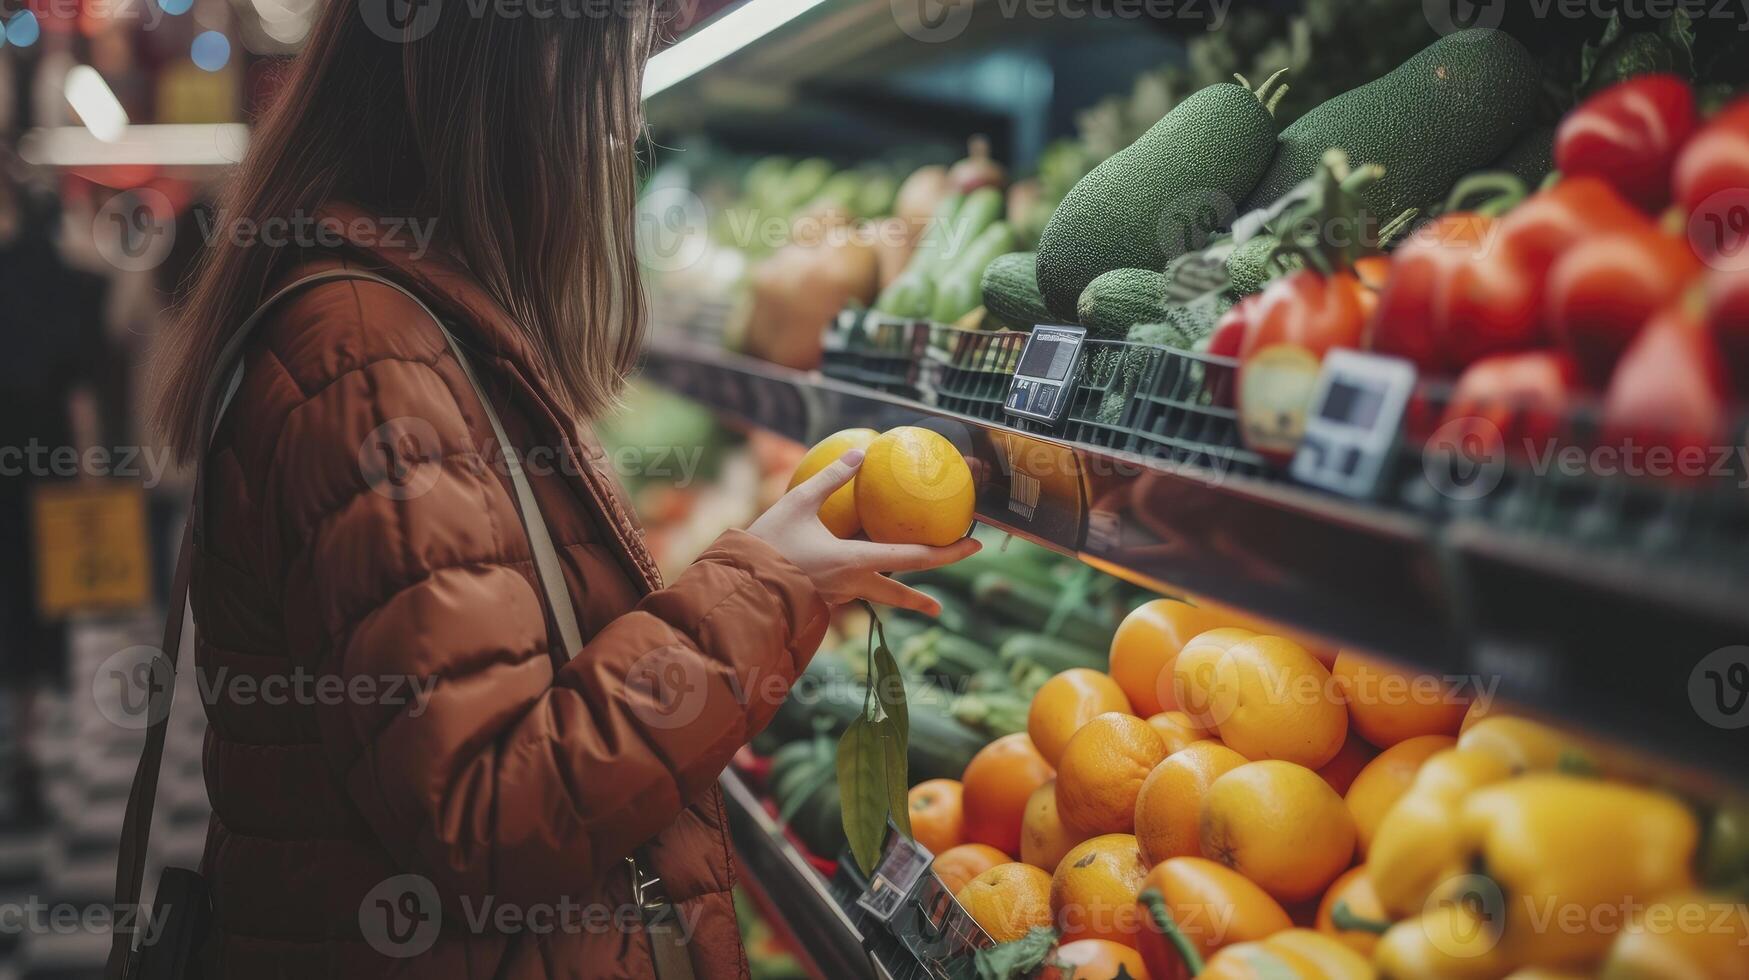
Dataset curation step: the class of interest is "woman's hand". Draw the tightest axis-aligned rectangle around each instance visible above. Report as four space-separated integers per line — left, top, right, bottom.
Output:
746 449 980 616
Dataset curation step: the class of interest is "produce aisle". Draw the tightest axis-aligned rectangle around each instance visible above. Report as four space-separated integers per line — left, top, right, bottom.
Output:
633 1 1749 978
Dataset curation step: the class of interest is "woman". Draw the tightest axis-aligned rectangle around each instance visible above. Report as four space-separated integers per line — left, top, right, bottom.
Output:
149 3 975 977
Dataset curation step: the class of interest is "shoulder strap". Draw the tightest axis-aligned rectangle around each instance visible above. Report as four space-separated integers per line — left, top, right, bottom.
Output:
108 269 585 978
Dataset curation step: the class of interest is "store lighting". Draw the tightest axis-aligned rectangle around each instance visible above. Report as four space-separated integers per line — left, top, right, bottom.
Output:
642 0 833 99
18 123 250 167
64 66 130 144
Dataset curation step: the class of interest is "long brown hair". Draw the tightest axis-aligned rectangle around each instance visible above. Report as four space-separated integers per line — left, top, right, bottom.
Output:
152 0 665 462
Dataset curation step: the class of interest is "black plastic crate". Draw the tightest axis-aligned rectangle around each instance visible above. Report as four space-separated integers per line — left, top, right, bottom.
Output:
821 311 928 399
1011 339 1162 450
935 329 1027 422
1126 346 1268 479
1387 388 1749 575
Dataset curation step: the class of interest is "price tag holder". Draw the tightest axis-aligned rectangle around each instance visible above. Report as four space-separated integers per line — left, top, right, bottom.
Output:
1004 325 1087 425
855 828 935 923
1290 349 1417 499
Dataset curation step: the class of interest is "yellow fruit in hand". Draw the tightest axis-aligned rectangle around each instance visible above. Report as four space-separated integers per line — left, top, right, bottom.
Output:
1052 834 1150 946
958 862 1054 942
1028 668 1133 766
1135 740 1248 866
1021 780 1083 873
854 425 975 546
788 427 878 538
1200 760 1357 903
1056 713 1168 837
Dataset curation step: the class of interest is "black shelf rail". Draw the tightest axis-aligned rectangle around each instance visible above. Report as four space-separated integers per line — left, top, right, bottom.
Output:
648 337 1749 794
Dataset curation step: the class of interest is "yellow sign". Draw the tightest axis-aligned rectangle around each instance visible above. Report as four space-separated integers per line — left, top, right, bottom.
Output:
32 482 152 617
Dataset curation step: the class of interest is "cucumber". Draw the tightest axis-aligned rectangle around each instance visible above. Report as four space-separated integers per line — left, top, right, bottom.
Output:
1243 29 1541 222
998 634 1108 675
874 192 964 316
940 188 1004 270
1077 269 1174 339
932 222 1018 323
898 628 1001 681
982 252 1057 329
1036 77 1285 320
908 586 977 636
766 658 985 782
971 573 1116 651
1224 233 1300 298
1126 307 1221 351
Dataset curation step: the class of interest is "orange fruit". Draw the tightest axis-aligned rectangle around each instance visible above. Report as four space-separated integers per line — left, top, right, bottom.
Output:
1109 599 1226 716
1344 734 1454 855
932 843 1011 895
788 427 878 537
1057 713 1169 837
854 426 975 546
1145 711 1216 755
1135 856 1292 973
957 862 1054 942
1041 938 1151 980
1199 760 1358 903
1178 635 1348 769
1029 669 1134 767
1134 741 1248 866
907 778 965 856
1314 734 1378 797
1331 650 1466 748
1314 866 1389 957
1051 834 1151 946
1170 628 1256 726
962 733 1055 856
1185 595 1340 666
1021 780 1083 873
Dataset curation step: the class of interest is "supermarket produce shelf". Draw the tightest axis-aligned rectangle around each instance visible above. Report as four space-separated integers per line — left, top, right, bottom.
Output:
648 337 1749 793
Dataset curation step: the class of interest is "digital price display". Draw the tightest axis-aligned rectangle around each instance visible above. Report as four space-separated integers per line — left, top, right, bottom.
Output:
1290 349 1417 499
1004 325 1087 424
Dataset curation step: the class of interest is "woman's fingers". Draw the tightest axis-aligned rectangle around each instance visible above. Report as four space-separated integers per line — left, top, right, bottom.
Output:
845 536 982 572
855 574 942 617
781 450 865 509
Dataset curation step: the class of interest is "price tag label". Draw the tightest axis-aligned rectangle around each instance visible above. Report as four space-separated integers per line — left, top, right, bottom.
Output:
1290 349 1417 499
1005 325 1086 425
856 829 934 923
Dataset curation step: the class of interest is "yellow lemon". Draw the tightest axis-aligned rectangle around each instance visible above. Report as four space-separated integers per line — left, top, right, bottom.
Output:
854 426 975 546
788 428 878 538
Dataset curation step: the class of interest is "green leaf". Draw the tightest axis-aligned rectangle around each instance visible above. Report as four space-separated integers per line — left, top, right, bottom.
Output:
971 927 1059 980
872 638 910 753
837 716 889 874
876 714 912 840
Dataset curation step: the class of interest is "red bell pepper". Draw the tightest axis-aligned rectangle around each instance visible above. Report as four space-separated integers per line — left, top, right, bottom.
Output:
1239 269 1374 461
1704 269 1749 397
1602 303 1732 467
1440 350 1582 459
1545 226 1703 387
1555 74 1697 214
1674 98 1749 264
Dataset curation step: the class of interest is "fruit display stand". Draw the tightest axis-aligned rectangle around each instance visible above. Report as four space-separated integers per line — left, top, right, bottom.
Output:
646 333 1749 792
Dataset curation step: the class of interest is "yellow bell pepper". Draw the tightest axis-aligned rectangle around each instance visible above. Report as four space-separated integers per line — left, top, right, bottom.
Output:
1458 775 1700 970
1375 902 1520 980
1200 928 1376 980
1368 747 1514 917
1599 892 1749 980
1457 717 1594 775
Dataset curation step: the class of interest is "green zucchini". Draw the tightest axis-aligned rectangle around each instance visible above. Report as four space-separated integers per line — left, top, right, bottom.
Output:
997 634 1108 675
971 572 1116 650
982 252 1057 329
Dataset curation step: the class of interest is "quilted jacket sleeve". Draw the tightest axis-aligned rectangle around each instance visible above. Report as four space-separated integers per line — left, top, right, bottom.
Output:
264 339 829 909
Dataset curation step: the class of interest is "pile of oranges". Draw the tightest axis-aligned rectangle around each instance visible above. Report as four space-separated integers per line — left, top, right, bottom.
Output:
909 599 1478 979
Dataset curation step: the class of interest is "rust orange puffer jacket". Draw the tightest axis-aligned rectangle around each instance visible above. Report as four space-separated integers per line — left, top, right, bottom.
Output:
192 205 829 978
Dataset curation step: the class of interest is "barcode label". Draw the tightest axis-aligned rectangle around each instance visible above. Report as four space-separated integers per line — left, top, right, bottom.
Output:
1008 472 1040 520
